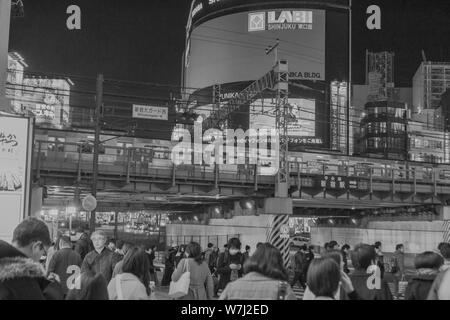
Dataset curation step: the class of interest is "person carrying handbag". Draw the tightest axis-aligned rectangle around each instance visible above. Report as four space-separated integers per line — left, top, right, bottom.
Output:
170 242 214 300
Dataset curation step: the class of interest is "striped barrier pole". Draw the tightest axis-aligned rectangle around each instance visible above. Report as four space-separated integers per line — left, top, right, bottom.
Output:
267 214 291 269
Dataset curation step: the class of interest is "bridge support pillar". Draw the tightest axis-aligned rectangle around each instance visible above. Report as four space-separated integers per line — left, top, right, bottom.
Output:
443 207 450 243
264 198 293 269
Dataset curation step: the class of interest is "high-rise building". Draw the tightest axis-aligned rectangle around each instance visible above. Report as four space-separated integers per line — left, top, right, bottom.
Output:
412 62 450 129
366 51 395 102
413 62 450 111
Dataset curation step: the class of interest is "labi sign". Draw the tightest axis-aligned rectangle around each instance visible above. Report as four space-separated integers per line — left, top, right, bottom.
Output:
249 10 313 32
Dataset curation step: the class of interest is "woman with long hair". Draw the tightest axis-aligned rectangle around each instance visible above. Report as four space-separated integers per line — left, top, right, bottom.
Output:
107 247 152 300
219 243 296 300
171 242 214 300
66 271 109 300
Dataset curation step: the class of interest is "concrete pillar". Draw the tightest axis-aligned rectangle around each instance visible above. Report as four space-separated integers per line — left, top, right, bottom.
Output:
264 198 293 268
0 0 11 110
266 214 291 269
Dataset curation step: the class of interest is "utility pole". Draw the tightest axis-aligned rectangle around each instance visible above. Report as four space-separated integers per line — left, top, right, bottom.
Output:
266 39 280 67
90 74 103 234
347 0 352 156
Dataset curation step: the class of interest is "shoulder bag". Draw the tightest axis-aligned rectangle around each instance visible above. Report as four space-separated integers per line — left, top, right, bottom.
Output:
169 258 191 299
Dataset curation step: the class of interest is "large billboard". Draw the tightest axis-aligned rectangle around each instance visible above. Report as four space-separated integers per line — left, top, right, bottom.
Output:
10 77 71 128
250 98 322 145
184 9 326 90
0 115 33 242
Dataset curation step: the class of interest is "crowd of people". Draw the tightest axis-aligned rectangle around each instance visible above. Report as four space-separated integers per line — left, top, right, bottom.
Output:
0 218 157 300
1 217 450 300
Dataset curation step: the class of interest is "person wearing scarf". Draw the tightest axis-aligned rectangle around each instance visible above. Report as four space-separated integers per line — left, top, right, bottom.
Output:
405 251 443 300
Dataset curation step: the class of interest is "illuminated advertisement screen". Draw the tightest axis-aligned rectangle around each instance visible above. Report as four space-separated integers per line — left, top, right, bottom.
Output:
0 116 33 242
17 78 71 128
185 9 326 90
250 98 323 147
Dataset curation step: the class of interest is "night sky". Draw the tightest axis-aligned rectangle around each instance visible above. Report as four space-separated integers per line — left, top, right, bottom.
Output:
8 0 450 88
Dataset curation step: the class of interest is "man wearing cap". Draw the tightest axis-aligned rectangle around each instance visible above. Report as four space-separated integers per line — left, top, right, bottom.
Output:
47 235 82 295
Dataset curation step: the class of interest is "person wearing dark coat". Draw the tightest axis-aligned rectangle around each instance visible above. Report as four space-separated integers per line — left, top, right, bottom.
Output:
161 246 177 286
405 251 443 300
0 218 64 300
74 233 92 261
216 238 245 293
349 244 392 300
291 245 307 289
81 231 116 283
47 236 82 295
341 244 351 274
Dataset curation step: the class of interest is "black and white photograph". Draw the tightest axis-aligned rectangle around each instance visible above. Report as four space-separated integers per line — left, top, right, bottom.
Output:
1 0 450 310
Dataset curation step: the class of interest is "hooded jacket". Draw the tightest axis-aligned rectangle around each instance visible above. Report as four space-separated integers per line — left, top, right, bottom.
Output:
0 240 64 300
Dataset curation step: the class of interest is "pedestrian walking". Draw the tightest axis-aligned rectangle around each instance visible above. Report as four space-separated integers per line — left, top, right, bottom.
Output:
45 231 62 272
391 244 405 298
108 247 154 300
81 230 116 283
107 239 116 252
146 245 157 284
112 242 133 279
175 245 186 268
291 245 307 289
243 245 251 262
219 243 296 300
341 244 351 274
161 245 177 286
171 242 214 300
405 251 443 300
304 250 358 300
216 238 244 293
47 235 82 295
74 232 92 261
374 241 385 278
349 243 392 300
306 257 357 300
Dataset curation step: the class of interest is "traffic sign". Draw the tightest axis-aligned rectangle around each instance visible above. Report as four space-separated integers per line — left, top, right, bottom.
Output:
82 194 97 212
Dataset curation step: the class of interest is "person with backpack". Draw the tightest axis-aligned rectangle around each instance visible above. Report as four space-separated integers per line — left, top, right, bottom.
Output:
391 244 405 299
216 238 244 294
